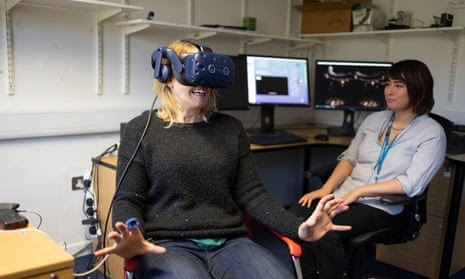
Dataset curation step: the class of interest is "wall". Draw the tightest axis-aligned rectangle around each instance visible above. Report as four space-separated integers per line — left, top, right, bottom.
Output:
0 0 308 256
0 0 464 258
310 0 465 128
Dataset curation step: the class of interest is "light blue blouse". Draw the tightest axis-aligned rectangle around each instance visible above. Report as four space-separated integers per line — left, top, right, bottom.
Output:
332 110 447 215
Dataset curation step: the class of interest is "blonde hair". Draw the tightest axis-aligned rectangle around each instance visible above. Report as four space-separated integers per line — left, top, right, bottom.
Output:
154 40 217 127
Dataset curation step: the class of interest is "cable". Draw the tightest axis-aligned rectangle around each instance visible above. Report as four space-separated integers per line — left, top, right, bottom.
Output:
73 255 110 277
73 95 157 278
100 94 158 278
246 108 262 132
16 210 43 229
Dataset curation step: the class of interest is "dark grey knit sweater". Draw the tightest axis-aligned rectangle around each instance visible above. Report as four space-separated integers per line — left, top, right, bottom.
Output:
112 111 301 241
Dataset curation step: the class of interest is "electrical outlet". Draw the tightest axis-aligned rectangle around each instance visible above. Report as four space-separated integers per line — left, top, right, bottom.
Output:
72 176 84 190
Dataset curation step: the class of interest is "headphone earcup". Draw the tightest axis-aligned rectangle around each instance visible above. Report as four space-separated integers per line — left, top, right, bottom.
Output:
151 48 171 83
158 64 171 83
151 47 183 84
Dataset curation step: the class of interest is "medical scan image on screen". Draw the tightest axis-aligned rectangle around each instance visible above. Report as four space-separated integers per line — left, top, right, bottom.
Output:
313 60 392 136
314 60 392 111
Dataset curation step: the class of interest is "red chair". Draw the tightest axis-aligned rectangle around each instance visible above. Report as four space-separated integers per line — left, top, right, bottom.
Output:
124 214 303 279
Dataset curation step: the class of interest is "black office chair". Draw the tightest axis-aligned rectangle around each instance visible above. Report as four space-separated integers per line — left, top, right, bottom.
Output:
346 192 427 278
303 112 453 279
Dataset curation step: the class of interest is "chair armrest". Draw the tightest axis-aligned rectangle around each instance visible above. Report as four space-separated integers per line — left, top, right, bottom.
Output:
379 192 426 205
124 258 139 273
266 229 302 258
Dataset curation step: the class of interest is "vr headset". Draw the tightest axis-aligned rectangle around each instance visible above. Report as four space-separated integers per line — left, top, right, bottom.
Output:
151 39 234 88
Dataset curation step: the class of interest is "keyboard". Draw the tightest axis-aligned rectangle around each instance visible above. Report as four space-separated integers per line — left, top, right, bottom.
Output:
249 132 307 146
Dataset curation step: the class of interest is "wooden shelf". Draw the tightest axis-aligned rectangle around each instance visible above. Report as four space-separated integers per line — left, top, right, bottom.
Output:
114 19 322 47
300 26 465 40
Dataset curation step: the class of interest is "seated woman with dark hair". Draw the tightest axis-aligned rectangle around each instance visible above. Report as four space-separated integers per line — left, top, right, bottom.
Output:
291 59 447 279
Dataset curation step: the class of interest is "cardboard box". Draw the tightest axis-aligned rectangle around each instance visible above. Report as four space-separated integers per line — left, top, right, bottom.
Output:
295 2 352 34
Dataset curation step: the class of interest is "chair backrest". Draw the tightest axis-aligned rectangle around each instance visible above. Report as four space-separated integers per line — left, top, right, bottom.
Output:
429 112 454 140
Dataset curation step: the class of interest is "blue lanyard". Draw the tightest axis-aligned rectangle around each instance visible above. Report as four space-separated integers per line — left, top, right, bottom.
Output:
375 114 397 182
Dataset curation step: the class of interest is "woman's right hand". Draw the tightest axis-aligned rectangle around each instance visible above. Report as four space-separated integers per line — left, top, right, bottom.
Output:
298 188 330 208
94 221 166 260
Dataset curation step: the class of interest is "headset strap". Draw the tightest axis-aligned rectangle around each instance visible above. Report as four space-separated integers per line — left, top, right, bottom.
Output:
181 38 212 52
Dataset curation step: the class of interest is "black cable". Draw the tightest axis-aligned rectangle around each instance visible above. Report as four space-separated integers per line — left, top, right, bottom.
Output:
16 210 43 229
246 108 262 132
101 94 158 278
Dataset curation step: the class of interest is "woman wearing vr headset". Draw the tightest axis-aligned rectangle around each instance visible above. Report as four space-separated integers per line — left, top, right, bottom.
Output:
95 39 350 278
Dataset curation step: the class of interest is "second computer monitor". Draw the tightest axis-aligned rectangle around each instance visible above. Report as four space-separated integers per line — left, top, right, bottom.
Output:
314 60 392 136
314 60 392 111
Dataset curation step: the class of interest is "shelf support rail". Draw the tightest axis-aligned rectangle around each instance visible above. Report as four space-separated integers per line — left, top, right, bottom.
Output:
2 0 20 96
447 35 461 103
96 8 123 95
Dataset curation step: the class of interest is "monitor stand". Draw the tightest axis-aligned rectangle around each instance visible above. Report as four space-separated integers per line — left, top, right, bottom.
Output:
260 105 276 134
327 110 355 137
247 105 307 145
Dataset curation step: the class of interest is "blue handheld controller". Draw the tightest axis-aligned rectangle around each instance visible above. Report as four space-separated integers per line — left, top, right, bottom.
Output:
126 217 140 231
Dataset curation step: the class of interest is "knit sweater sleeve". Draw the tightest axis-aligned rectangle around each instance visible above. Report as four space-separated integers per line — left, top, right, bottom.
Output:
233 127 303 240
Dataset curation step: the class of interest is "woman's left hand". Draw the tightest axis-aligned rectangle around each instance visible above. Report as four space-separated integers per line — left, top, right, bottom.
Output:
298 194 351 242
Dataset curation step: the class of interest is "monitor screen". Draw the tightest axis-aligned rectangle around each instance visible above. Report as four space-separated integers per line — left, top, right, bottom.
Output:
313 60 392 137
216 55 249 110
314 60 392 111
245 55 310 134
246 55 310 106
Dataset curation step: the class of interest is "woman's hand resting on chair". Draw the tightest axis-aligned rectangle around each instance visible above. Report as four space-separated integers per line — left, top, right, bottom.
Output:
298 188 331 208
94 222 167 259
298 194 351 242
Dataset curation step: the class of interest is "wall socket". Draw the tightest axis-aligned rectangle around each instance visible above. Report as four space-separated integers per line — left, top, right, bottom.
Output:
72 176 84 191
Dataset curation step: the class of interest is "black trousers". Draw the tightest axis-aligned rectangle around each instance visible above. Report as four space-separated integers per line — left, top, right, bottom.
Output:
289 201 409 279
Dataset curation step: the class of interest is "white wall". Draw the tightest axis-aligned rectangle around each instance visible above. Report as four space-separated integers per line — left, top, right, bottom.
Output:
311 0 465 127
0 0 464 257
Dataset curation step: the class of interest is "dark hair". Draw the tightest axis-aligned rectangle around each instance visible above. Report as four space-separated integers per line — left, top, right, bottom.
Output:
386 59 434 114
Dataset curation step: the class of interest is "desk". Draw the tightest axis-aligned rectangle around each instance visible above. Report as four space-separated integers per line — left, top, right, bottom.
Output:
440 153 465 278
249 123 352 152
249 124 351 200
0 227 74 279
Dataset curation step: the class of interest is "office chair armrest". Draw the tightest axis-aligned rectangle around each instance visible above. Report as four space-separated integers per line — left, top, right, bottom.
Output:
379 192 426 205
124 257 138 272
266 229 302 258
242 210 302 257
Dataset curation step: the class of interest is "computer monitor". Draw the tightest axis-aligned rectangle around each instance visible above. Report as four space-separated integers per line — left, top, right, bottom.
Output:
314 60 392 136
246 54 310 134
216 55 249 110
